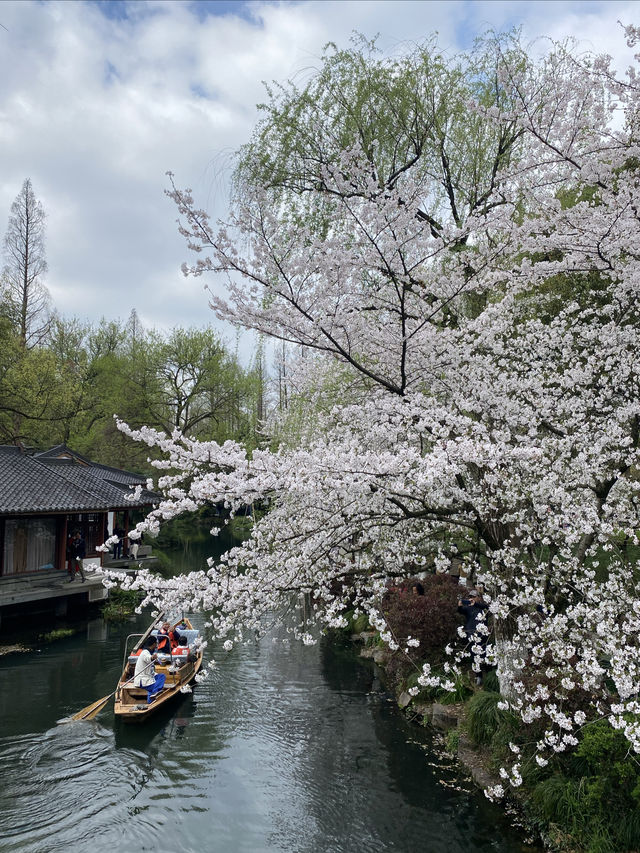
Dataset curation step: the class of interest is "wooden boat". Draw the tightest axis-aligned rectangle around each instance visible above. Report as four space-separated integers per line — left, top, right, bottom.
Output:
114 617 204 722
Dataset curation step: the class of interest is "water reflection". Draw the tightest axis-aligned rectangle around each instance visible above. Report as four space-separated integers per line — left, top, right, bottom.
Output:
154 519 249 579
0 576 538 852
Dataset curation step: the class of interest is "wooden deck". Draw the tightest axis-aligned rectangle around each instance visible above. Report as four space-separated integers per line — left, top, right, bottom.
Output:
101 549 158 574
0 567 107 626
0 549 157 627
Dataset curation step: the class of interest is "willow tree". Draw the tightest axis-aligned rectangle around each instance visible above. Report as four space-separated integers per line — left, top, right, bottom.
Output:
235 31 525 302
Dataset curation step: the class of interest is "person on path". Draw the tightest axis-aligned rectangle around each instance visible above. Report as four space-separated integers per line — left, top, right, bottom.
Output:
457 589 489 684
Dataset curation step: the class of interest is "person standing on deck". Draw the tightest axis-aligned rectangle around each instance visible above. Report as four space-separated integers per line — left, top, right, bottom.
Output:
69 531 86 582
113 523 125 560
129 537 139 560
65 533 74 579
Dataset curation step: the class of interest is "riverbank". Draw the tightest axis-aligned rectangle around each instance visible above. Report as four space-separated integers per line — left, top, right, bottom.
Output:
350 614 640 853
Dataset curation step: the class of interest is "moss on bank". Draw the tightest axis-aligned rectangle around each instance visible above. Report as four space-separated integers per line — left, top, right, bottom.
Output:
101 588 143 622
41 628 75 642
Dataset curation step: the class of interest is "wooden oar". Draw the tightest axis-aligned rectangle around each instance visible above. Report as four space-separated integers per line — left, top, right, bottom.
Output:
73 693 114 721
70 661 156 721
132 609 165 653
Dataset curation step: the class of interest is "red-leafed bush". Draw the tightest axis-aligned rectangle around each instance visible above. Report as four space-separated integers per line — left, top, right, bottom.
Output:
382 573 462 664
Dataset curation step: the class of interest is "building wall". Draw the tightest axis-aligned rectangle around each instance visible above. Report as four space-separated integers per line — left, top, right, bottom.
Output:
0 513 108 576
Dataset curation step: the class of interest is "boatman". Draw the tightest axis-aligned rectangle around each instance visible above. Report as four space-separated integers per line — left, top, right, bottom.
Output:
133 638 166 699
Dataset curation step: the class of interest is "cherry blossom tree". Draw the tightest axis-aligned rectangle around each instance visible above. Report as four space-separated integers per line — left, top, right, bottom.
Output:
114 28 640 796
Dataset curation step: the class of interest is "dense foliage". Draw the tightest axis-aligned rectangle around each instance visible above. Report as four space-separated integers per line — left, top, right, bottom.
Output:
465 694 640 852
0 300 263 470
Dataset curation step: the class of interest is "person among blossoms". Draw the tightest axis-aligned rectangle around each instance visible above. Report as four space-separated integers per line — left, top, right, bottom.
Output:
457 589 489 685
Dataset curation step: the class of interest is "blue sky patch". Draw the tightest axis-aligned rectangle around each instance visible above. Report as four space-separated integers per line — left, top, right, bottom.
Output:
89 0 264 24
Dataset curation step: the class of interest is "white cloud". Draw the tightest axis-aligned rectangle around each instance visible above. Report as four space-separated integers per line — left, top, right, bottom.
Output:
0 0 636 362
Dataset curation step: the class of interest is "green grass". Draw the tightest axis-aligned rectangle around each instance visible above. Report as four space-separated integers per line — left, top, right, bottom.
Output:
41 628 75 642
466 690 517 746
101 588 142 622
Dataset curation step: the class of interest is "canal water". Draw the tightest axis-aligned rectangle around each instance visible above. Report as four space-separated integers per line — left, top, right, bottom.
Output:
0 536 539 853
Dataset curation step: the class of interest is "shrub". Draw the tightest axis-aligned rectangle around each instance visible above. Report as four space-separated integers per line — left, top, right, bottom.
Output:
404 667 473 704
382 573 462 662
437 672 475 704
445 729 460 753
101 587 142 622
351 612 371 633
527 720 640 852
41 628 74 642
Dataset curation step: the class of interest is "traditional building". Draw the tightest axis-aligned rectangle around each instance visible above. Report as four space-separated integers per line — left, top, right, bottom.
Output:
0 445 158 625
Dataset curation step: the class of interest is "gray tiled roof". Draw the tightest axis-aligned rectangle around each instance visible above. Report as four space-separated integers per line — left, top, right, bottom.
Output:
0 446 157 515
34 446 147 486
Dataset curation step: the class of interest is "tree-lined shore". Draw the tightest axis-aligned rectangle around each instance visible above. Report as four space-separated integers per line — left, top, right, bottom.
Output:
0 181 265 471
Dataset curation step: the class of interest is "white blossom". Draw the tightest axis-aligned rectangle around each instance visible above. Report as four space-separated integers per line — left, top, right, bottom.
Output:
110 28 640 792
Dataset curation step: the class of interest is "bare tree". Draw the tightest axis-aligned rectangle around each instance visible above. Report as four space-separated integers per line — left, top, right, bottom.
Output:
2 178 50 347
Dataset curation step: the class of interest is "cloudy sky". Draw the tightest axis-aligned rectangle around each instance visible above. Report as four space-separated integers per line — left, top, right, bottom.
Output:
0 0 637 360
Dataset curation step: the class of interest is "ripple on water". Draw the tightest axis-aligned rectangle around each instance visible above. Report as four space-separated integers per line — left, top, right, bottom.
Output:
0 722 187 852
0 622 538 853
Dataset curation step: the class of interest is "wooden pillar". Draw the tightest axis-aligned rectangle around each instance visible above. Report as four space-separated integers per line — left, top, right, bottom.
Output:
59 517 69 573
123 509 130 557
100 512 108 566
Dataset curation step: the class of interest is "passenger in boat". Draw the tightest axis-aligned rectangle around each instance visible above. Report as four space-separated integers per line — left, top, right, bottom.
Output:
134 638 160 687
156 622 174 654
